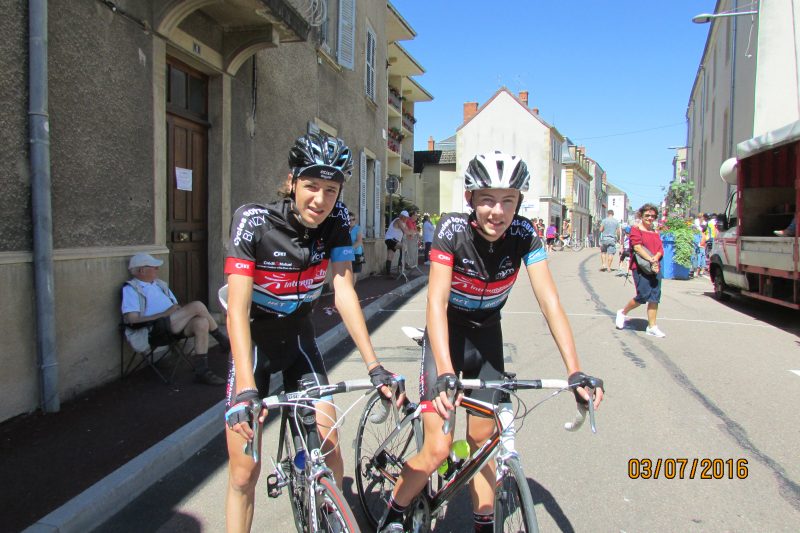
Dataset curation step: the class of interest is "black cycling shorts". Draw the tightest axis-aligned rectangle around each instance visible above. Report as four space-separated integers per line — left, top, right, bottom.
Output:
385 238 400 252
418 322 504 406
225 317 329 408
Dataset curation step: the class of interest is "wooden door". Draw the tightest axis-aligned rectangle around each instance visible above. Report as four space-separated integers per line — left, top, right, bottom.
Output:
166 114 208 304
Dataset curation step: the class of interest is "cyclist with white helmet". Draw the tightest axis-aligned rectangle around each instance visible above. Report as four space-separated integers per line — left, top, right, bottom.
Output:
224 133 399 532
380 151 604 532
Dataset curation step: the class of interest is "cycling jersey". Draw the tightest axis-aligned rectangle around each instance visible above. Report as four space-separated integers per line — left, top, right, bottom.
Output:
430 212 546 328
224 199 353 320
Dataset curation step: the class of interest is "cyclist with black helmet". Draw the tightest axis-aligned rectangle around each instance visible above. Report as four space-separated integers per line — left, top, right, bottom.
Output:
380 151 604 533
223 133 399 532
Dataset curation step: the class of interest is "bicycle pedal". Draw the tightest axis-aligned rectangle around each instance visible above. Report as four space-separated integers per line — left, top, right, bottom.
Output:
266 473 283 498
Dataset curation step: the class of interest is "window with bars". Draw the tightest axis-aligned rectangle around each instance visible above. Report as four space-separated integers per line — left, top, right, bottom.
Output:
365 23 376 102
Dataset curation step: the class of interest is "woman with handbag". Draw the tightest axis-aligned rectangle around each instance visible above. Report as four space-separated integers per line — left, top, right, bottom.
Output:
615 203 666 338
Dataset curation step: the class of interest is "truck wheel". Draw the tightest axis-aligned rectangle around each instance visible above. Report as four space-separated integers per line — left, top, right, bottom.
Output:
712 266 730 301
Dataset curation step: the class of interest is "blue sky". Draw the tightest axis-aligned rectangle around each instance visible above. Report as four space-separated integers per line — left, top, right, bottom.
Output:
391 0 717 209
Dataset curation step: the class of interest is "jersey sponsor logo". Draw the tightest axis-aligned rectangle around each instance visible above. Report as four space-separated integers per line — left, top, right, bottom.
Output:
462 258 475 265
431 250 453 266
273 251 287 257
437 216 467 240
224 257 254 275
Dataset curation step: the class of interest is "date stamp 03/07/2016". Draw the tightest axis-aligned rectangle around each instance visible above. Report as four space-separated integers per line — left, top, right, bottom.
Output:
628 458 749 480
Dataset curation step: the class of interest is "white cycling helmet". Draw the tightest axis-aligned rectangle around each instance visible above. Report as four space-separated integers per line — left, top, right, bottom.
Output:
464 151 530 192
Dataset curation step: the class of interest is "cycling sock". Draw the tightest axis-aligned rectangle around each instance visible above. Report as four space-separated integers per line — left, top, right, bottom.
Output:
473 512 494 532
383 496 407 525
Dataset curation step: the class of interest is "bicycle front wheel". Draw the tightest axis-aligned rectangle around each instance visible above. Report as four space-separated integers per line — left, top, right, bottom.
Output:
315 475 360 533
571 240 585 252
355 392 420 528
494 457 539 532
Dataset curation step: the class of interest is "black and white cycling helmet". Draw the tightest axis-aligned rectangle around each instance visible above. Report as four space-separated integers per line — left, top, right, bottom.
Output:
464 151 530 192
289 133 353 184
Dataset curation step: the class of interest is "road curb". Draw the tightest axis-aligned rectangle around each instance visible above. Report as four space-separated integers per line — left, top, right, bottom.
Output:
24 274 427 533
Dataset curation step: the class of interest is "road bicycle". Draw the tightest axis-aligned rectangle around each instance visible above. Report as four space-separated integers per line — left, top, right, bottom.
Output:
354 332 601 532
551 231 585 252
245 378 379 533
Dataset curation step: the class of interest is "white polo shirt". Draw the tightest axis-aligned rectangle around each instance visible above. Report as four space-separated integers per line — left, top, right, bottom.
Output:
121 279 177 317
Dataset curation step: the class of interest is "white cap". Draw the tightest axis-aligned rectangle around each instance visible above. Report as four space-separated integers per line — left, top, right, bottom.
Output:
129 253 163 270
400 210 409 217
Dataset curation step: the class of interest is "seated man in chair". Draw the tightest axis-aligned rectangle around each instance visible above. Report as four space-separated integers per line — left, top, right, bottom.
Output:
122 253 227 385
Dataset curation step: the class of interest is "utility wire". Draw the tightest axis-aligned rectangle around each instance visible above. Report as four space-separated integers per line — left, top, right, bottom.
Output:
573 121 686 141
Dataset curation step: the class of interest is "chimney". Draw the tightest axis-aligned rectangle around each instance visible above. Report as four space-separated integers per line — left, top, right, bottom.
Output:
428 136 435 150
463 102 479 123
532 107 539 115
518 90 528 108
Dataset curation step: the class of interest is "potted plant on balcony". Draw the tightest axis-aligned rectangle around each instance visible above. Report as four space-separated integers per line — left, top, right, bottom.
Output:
388 127 405 142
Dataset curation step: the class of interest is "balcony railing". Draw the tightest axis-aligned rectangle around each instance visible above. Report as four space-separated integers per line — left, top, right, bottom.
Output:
388 88 401 112
401 112 415 133
387 138 400 153
401 150 413 168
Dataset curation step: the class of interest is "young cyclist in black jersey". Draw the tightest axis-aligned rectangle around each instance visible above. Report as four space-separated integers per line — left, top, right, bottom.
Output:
380 151 604 533
223 133 399 533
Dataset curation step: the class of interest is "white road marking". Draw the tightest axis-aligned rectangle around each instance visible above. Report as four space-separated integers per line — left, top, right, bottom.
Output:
790 370 800 378
380 309 775 328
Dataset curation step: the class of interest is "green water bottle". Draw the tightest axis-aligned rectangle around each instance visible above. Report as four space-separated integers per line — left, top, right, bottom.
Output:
436 439 470 478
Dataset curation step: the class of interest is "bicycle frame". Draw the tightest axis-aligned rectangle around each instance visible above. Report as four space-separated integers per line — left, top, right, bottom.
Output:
249 378 374 532
369 393 516 519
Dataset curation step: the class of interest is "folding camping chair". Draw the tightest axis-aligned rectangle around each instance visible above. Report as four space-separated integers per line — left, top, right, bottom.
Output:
119 285 195 384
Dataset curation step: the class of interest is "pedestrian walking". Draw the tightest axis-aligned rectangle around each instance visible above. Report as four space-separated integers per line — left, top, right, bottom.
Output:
422 214 434 264
599 209 620 271
615 203 666 338
545 221 557 252
349 211 364 285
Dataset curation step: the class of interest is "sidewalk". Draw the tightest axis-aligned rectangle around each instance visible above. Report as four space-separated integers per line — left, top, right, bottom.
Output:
2 269 428 533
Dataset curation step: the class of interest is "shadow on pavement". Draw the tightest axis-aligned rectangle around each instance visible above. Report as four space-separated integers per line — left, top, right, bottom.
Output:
93 433 227 532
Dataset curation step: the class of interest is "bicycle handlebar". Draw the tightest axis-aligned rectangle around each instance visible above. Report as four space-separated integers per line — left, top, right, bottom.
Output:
245 377 403 463
440 375 601 435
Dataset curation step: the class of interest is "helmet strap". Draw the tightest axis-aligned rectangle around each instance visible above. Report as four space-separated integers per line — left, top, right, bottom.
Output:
515 193 524 216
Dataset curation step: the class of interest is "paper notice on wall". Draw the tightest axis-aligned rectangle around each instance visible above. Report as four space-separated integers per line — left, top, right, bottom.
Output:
176 167 193 191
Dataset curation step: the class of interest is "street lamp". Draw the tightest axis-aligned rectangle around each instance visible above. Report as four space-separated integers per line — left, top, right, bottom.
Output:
692 10 757 24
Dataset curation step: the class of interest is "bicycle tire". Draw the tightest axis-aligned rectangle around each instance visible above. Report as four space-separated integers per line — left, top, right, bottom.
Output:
354 392 420 528
494 457 539 532
551 240 564 251
315 475 361 533
571 241 584 252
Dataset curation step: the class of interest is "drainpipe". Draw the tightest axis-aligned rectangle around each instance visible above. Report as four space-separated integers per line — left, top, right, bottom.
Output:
29 0 59 413
727 0 739 202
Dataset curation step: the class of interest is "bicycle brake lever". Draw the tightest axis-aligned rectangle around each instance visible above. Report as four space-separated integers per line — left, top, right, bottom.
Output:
587 391 597 434
243 399 262 463
441 388 457 435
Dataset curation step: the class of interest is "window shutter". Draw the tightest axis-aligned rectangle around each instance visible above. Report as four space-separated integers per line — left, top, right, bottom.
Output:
337 0 356 70
373 159 382 238
365 26 376 100
360 151 368 234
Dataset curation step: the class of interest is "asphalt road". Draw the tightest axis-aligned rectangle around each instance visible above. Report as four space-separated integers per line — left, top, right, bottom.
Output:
95 249 800 532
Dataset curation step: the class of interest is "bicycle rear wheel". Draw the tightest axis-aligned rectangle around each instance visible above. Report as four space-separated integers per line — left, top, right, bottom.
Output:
354 392 420 528
571 240 585 252
315 475 360 533
494 457 539 532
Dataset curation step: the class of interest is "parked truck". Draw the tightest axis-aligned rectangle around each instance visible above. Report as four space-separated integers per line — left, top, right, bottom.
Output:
710 120 799 309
